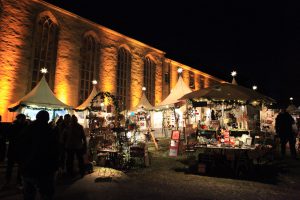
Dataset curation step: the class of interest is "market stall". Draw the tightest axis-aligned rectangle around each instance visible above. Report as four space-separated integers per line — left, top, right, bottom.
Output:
83 90 149 169
74 82 98 128
155 69 192 138
126 87 157 153
8 73 72 121
180 75 276 175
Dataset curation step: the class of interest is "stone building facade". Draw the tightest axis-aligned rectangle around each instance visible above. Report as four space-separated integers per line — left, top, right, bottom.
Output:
0 0 223 122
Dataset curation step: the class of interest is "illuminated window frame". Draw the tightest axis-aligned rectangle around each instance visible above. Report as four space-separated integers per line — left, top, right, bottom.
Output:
117 47 131 110
79 34 100 104
144 57 156 105
189 71 195 89
30 15 59 90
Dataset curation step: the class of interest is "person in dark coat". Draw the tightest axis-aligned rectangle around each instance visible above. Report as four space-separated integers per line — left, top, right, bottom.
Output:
64 115 87 177
0 115 6 162
275 109 297 159
4 113 27 187
18 110 59 200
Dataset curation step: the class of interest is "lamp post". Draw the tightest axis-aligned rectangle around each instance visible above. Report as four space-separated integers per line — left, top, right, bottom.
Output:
290 97 294 104
92 80 97 85
231 70 237 85
178 67 183 77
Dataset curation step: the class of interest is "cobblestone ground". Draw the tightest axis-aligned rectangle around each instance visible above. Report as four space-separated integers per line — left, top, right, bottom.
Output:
1 138 300 200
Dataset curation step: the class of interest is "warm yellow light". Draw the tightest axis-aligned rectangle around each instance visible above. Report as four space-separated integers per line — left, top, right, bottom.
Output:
231 71 237 77
178 68 183 74
142 87 146 91
252 85 257 90
92 80 98 85
40 68 48 74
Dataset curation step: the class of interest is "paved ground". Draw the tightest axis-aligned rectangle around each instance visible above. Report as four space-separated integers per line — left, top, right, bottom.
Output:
1 138 300 200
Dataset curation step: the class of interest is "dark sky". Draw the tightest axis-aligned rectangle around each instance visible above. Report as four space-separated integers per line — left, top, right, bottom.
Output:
44 0 300 107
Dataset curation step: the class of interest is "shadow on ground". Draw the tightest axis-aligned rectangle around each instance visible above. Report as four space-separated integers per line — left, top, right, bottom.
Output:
172 155 300 186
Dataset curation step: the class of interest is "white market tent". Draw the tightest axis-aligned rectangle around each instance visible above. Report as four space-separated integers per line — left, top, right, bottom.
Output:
8 75 72 111
158 75 192 107
131 90 154 111
154 75 192 136
75 85 98 111
74 85 98 128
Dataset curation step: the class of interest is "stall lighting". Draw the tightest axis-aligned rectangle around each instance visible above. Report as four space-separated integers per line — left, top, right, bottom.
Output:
126 131 132 138
142 87 146 91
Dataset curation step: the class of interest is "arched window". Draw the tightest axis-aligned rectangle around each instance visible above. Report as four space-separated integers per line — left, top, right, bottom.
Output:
79 34 100 104
144 57 156 105
117 47 131 110
199 75 205 89
31 15 59 90
189 71 195 89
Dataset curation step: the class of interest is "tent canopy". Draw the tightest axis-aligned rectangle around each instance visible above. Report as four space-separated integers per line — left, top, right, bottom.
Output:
75 86 98 111
287 104 300 114
131 91 154 111
158 76 192 107
179 82 276 104
8 76 72 112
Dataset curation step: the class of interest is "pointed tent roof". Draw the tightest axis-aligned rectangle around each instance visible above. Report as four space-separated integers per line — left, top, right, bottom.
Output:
75 85 98 111
8 76 72 111
131 91 154 111
179 82 276 104
158 75 192 107
287 104 300 114
231 77 237 85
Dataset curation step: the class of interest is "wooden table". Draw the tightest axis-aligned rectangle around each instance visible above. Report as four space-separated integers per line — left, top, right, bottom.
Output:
190 145 257 177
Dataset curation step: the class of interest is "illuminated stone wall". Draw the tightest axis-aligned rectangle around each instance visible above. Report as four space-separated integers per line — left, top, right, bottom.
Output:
0 0 222 121
165 59 223 99
0 0 35 121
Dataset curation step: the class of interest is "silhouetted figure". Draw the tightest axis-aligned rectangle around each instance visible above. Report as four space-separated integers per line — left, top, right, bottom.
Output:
275 109 297 159
18 110 59 200
211 109 216 120
65 115 87 177
4 114 27 187
0 115 6 162
57 114 71 171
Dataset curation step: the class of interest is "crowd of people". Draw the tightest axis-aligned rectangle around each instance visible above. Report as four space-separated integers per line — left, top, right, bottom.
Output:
0 111 87 200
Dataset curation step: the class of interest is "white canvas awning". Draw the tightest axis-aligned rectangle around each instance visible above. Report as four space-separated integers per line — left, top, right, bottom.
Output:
75 86 98 111
158 76 192 107
131 91 154 111
8 75 72 111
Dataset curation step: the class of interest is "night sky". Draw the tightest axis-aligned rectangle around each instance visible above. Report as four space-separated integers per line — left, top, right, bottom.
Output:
44 0 300 107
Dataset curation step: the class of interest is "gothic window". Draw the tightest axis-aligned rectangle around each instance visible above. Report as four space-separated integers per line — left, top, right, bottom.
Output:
117 47 131 111
31 15 59 90
199 75 205 89
164 73 170 84
144 57 156 105
189 71 195 89
79 34 100 104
